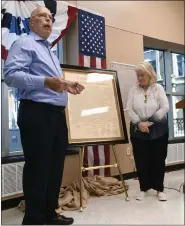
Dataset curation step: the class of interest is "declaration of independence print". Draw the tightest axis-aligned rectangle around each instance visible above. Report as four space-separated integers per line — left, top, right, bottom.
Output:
62 66 128 146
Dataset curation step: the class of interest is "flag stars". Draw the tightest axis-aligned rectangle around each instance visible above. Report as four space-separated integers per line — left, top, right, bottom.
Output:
80 13 105 57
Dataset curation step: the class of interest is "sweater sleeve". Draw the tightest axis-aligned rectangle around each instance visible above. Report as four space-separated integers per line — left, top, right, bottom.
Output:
126 87 141 124
152 84 169 120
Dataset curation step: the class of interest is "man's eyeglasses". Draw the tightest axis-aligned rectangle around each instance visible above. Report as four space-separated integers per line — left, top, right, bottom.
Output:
32 13 55 23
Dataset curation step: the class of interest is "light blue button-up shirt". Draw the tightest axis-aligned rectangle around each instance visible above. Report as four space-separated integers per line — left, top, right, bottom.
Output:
3 32 68 106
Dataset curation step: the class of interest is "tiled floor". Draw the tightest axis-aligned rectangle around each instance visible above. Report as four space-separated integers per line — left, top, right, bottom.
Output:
1 169 184 225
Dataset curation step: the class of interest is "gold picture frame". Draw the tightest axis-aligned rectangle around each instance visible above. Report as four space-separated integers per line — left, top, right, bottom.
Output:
62 65 128 146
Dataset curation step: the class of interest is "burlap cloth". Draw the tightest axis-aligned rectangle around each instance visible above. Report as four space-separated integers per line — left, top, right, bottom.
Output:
18 176 128 212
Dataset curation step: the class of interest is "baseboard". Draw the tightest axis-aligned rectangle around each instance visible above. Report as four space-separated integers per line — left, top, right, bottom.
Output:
2 163 184 211
165 162 185 171
114 162 185 181
2 196 24 211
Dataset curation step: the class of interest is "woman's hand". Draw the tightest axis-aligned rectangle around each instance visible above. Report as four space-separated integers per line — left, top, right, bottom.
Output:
138 121 153 133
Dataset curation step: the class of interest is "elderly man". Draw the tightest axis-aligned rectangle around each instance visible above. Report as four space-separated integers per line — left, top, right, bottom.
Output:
4 7 84 225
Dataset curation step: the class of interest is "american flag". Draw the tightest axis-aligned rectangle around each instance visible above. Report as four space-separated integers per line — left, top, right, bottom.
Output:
78 9 110 177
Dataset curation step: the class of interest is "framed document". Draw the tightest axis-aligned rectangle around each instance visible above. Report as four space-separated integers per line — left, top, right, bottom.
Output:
61 64 128 146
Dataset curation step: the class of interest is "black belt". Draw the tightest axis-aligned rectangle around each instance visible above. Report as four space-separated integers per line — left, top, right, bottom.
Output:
20 99 66 112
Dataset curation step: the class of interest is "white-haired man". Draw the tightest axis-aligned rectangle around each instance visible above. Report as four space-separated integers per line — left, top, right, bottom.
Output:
4 7 84 225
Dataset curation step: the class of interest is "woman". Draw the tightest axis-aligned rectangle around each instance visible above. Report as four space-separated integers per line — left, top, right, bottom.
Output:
126 61 169 201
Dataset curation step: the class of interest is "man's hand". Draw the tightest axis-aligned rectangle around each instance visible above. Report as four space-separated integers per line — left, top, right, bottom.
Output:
44 77 69 93
138 121 153 133
67 81 85 95
44 77 85 94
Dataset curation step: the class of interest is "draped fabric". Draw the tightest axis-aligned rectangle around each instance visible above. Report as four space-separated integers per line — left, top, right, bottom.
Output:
1 0 77 60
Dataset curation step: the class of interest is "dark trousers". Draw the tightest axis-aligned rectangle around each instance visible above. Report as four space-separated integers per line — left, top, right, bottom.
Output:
131 133 168 192
17 100 68 223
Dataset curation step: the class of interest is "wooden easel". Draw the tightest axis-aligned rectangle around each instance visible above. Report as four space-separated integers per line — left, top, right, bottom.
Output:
79 145 130 211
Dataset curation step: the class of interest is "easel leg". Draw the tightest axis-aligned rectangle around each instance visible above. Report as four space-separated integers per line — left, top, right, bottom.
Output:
79 146 85 211
112 145 130 201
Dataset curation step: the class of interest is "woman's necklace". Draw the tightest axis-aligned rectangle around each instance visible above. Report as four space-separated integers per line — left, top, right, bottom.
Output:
144 94 147 103
143 89 148 103
141 86 148 103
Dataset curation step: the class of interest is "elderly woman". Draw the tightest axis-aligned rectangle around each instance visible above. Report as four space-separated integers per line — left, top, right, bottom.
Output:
126 61 169 201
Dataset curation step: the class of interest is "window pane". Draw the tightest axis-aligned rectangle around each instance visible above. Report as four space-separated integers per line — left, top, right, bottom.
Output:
1 82 8 157
172 53 184 77
8 89 19 129
172 95 184 138
1 60 4 79
8 88 23 154
144 48 165 88
57 38 63 64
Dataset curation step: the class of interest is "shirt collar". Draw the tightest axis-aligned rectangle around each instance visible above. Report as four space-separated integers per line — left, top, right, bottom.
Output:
29 32 52 47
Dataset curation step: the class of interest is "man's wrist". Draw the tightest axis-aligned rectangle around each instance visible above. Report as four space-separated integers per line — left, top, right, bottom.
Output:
44 77 52 89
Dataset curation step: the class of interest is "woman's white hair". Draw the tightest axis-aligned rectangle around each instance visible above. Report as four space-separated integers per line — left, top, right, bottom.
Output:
135 61 157 86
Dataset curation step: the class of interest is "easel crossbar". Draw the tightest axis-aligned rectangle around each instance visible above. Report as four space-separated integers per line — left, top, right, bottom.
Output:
79 144 130 212
83 164 117 171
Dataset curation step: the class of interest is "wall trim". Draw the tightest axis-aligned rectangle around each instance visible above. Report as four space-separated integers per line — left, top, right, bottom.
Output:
2 148 80 164
2 140 184 164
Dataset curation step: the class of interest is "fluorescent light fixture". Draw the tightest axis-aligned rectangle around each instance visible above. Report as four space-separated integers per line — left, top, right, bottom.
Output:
81 106 109 116
87 73 113 83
